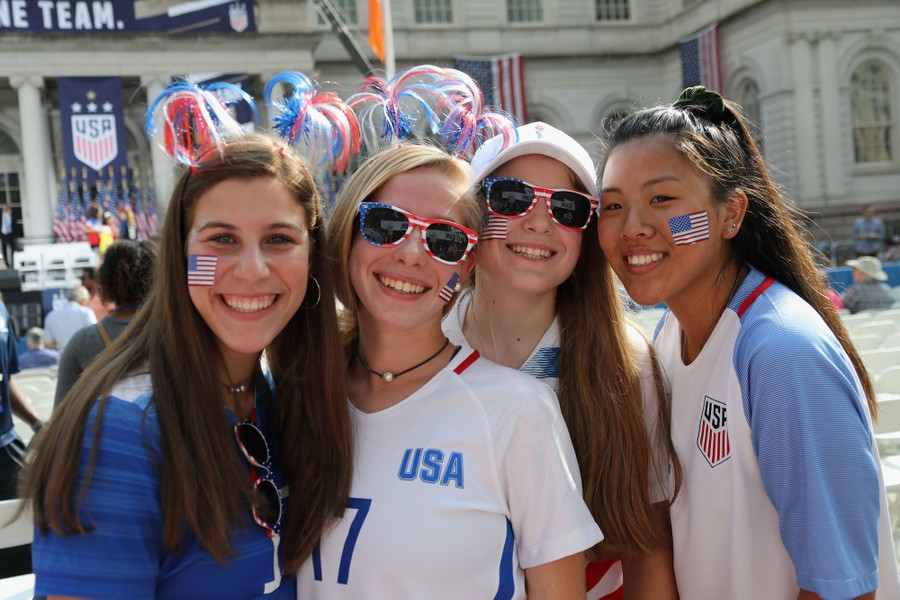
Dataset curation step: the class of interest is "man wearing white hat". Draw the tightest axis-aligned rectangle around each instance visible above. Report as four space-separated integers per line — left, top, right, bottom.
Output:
842 256 894 313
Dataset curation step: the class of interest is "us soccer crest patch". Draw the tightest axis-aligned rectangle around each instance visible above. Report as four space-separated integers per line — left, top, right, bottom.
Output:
697 396 730 467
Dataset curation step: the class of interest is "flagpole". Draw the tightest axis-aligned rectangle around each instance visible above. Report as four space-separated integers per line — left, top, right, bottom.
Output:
383 0 395 79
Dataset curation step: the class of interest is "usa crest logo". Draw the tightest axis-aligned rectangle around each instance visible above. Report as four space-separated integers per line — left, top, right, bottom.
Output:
697 396 730 467
71 90 118 172
229 2 249 32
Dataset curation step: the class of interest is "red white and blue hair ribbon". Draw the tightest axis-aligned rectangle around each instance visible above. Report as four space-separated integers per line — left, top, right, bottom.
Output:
145 80 257 168
264 71 360 176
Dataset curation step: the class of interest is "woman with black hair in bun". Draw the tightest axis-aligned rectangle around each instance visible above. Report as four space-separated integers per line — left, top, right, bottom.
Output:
595 86 900 599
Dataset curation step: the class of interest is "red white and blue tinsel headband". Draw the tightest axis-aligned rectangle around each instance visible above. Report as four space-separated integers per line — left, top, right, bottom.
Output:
264 71 361 176
145 80 257 168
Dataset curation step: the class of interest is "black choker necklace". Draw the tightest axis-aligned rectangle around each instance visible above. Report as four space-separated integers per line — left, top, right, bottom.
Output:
224 382 250 394
358 338 451 382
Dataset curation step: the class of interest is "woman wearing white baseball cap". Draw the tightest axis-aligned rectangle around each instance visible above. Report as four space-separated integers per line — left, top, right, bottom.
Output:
443 121 681 599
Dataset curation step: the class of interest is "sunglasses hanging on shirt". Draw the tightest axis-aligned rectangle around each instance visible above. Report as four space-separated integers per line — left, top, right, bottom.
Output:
233 420 284 534
481 177 599 231
357 202 478 265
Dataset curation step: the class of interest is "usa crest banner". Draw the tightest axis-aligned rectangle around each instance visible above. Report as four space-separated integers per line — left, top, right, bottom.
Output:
59 76 128 186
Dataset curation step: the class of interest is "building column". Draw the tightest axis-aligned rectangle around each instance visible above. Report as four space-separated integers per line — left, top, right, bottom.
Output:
788 32 821 203
140 75 176 219
817 31 845 200
10 75 55 242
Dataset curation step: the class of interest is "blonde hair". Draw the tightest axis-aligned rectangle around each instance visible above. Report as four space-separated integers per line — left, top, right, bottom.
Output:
327 143 479 353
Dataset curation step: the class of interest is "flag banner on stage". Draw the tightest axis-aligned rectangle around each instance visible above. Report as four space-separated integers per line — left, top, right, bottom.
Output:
59 77 128 187
57 77 128 185
680 23 721 91
0 0 256 33
453 53 528 125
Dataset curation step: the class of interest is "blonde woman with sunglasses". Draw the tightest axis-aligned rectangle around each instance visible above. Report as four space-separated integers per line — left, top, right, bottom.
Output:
21 87 351 599
442 122 681 599
296 143 600 599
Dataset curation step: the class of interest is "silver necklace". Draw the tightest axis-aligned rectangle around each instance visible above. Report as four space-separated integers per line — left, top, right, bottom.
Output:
224 382 250 394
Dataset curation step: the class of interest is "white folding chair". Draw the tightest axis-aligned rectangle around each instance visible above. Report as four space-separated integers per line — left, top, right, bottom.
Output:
878 367 900 396
852 333 885 352
860 348 900 379
842 312 874 330
854 320 898 338
882 332 900 350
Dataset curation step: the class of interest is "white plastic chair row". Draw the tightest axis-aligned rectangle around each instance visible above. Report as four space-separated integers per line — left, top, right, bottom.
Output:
860 348 900 380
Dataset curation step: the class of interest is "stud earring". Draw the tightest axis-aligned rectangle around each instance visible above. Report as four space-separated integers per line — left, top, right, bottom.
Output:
727 223 737 234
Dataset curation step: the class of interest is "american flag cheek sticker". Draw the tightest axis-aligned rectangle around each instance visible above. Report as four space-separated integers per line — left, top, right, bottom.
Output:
668 210 710 246
187 254 217 287
481 215 508 241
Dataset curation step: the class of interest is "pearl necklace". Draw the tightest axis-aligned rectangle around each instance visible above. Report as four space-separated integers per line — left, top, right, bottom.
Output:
358 338 451 383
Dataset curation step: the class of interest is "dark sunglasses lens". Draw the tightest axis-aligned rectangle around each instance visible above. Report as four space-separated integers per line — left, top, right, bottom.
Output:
362 206 409 245
550 192 593 228
487 180 533 216
235 422 269 467
253 478 281 528
424 224 468 263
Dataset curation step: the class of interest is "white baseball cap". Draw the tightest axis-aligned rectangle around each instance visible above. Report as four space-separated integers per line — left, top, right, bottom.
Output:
470 121 597 197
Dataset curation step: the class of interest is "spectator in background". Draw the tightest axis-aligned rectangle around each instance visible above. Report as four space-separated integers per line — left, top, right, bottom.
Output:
117 204 136 240
19 327 60 370
43 285 96 353
55 240 156 407
852 204 886 258
80 267 113 320
842 256 895 313
0 204 16 269
83 204 102 251
98 212 116 257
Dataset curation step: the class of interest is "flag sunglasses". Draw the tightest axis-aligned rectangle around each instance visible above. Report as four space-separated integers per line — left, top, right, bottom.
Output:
481 177 599 231
233 420 283 533
358 202 478 265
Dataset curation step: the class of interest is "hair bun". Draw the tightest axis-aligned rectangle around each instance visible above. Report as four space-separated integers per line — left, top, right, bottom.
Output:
673 86 725 122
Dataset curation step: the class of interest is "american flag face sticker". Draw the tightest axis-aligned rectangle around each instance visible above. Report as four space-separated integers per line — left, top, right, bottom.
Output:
187 254 217 287
697 396 730 467
438 273 460 304
668 211 710 246
481 215 508 241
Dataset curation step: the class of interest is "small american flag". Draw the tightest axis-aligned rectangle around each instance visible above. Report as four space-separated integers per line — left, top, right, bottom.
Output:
187 254 217 286
668 211 710 246
53 177 73 243
438 273 460 303
453 53 528 124
481 215 508 241
680 23 721 92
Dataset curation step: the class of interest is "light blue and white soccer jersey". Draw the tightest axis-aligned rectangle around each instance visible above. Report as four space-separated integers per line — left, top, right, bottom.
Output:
32 374 296 600
655 267 900 599
444 294 671 600
296 343 601 599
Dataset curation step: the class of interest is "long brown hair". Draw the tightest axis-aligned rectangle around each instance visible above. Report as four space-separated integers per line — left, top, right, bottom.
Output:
21 133 352 571
600 89 877 418
557 222 680 561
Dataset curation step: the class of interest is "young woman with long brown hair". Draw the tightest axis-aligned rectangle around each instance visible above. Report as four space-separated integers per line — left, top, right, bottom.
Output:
442 121 681 598
21 86 351 599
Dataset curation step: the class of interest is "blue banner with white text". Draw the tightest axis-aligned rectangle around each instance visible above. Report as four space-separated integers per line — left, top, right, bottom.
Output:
59 77 129 187
0 0 255 33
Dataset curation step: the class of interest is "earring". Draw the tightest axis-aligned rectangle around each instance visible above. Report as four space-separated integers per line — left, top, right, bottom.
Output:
303 276 321 309
727 223 737 234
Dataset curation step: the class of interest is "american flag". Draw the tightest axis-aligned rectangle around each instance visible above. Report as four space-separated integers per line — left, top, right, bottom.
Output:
438 273 460 303
134 192 150 241
668 211 710 246
187 254 217 286
680 23 721 92
481 215 508 241
146 183 160 237
52 177 73 243
453 53 528 124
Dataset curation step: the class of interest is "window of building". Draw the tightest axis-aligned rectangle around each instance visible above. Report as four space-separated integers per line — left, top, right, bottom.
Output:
317 0 358 26
596 0 629 21
0 130 17 155
851 60 894 163
414 0 452 23
507 0 542 23
735 78 763 151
